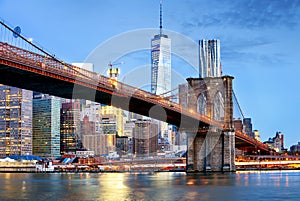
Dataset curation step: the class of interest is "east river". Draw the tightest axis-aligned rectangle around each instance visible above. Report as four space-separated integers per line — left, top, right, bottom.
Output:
0 171 299 200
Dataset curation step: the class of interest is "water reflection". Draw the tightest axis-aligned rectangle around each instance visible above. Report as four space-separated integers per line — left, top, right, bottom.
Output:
0 171 300 200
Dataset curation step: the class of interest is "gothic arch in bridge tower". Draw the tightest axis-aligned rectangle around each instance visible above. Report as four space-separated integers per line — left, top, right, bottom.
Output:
213 91 224 121
189 77 227 124
197 93 207 115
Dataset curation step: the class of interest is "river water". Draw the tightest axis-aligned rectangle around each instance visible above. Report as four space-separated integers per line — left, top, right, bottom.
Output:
0 171 299 201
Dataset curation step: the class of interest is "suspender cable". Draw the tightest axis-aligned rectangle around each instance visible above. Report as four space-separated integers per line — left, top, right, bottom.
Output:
232 89 245 119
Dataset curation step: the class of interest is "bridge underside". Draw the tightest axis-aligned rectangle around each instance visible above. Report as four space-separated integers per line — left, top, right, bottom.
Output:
235 138 270 155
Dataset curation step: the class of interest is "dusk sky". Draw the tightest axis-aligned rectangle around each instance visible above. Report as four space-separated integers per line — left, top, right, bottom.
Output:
1 0 300 147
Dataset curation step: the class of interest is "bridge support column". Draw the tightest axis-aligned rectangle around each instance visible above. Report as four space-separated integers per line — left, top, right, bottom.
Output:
182 75 236 172
186 130 236 172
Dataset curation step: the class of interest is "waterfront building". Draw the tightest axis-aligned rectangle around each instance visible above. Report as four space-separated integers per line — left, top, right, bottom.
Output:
264 132 285 153
80 103 104 155
32 94 61 158
0 85 32 157
133 119 158 157
199 39 221 78
60 101 83 155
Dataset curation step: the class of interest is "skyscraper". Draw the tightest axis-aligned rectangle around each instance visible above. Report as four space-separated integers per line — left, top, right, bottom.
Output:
32 94 61 158
0 85 32 157
199 39 221 78
60 101 82 154
151 0 172 147
133 119 158 157
243 118 253 138
151 0 171 95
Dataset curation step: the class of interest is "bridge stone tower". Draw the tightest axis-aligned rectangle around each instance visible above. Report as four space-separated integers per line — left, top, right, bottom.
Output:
181 75 235 172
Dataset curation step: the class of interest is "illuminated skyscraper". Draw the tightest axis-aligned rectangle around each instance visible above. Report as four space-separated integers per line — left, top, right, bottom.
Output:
32 94 61 158
151 0 171 95
199 39 221 78
60 101 82 154
0 85 32 157
150 0 172 147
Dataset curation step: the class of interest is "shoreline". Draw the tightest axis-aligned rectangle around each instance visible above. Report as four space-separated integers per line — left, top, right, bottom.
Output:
1 168 300 173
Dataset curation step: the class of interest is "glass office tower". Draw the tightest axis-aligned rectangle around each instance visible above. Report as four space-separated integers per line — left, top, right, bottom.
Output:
0 85 32 157
151 34 171 95
60 101 82 154
33 94 61 158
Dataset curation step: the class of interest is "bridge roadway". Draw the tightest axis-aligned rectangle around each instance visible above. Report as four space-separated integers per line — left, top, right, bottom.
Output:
0 42 269 152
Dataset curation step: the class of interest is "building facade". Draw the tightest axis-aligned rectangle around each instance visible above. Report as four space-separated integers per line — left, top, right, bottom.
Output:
60 101 82 155
264 132 285 153
151 34 171 95
243 118 253 137
80 103 104 156
133 119 158 157
0 85 32 157
32 94 61 158
101 114 117 154
199 39 221 78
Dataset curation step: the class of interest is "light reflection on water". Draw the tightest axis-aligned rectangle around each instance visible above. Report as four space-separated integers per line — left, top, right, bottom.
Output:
0 171 299 200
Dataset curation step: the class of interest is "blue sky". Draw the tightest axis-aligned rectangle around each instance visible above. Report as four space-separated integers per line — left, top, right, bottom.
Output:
1 0 300 148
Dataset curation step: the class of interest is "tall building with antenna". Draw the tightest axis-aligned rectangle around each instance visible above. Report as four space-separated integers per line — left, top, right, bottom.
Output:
151 0 172 147
151 0 171 95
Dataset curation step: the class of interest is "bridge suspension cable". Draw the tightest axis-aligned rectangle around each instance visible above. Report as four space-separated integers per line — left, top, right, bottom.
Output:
0 20 101 83
232 89 245 119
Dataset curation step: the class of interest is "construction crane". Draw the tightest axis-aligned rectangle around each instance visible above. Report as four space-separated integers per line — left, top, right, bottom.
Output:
108 61 124 69
107 61 124 80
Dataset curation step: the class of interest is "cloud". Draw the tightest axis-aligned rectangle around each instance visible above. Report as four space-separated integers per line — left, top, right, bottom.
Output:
181 0 300 29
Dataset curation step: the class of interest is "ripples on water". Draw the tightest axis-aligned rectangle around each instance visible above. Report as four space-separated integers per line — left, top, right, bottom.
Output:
0 171 299 201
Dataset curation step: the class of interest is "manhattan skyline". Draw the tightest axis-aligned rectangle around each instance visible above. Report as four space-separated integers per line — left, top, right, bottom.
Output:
1 0 300 147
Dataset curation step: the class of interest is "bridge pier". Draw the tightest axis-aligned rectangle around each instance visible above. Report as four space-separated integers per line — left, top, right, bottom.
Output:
182 75 236 172
186 130 235 172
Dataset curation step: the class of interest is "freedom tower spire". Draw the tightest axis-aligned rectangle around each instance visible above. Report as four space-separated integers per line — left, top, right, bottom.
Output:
159 0 163 36
151 0 171 95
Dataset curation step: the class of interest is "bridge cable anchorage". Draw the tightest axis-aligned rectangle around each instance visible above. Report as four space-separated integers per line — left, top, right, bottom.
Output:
232 89 245 120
